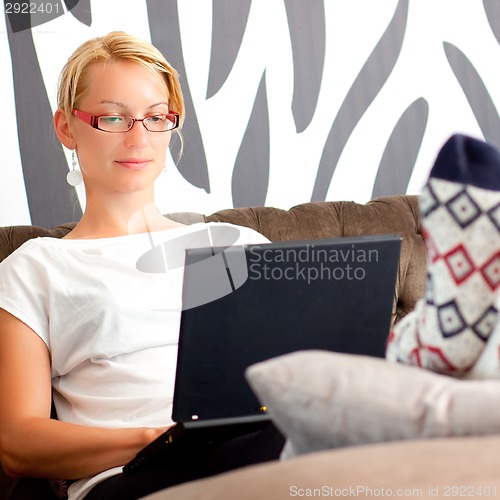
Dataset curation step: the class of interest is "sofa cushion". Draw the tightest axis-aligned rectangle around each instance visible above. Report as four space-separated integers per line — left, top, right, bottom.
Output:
245 351 500 458
144 435 500 500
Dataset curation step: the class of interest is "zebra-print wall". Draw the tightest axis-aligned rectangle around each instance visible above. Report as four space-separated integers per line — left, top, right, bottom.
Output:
2 0 500 228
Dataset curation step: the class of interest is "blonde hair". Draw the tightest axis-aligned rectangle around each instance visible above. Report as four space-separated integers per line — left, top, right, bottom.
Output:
57 31 185 128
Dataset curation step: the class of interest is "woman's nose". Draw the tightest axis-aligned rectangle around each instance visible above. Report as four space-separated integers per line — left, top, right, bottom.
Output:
124 120 148 148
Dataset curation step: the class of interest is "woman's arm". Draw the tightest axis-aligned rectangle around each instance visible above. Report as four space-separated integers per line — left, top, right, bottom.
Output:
0 309 167 480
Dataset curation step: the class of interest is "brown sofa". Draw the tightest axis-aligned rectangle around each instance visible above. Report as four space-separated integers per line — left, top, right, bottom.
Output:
0 195 426 499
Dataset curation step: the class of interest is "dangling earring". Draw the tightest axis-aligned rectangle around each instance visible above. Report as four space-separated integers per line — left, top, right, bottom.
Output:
67 151 83 187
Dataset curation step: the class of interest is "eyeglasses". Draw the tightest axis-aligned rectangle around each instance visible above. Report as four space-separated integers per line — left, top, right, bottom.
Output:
71 109 180 133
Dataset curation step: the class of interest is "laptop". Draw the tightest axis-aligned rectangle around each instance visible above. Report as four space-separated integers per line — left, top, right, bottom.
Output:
123 234 401 474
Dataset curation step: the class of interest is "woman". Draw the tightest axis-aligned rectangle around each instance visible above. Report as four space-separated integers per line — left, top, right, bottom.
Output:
0 32 282 499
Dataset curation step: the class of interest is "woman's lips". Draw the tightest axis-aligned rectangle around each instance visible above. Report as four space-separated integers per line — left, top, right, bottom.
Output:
115 159 151 170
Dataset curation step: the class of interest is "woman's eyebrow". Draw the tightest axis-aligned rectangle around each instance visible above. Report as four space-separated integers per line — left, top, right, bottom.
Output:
99 100 126 108
98 100 169 110
148 102 169 109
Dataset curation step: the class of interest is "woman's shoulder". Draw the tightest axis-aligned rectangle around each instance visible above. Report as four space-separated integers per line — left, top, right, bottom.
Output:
0 237 65 273
3 236 54 259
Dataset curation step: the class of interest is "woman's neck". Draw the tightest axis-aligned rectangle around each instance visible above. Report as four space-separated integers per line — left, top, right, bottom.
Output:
65 194 184 239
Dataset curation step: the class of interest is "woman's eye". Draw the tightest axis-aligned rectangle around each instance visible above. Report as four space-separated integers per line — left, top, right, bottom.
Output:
147 115 166 123
101 116 125 123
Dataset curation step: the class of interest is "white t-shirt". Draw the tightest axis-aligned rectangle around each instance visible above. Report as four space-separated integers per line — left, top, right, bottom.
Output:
0 222 269 499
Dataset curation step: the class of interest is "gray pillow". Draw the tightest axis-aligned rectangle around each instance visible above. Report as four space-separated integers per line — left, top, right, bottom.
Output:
245 350 500 458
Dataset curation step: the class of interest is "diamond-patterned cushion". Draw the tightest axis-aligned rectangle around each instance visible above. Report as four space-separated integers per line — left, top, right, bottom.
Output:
443 245 474 284
472 306 498 341
445 190 481 229
487 203 500 231
480 252 500 290
437 300 467 338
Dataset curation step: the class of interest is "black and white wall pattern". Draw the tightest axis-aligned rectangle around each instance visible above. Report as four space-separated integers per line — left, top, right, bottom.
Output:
1 0 500 227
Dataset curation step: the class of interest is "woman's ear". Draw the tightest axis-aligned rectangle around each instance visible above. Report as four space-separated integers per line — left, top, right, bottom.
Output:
54 109 76 149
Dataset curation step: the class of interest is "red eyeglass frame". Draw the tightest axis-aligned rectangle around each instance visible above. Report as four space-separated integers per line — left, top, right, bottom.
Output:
71 109 180 132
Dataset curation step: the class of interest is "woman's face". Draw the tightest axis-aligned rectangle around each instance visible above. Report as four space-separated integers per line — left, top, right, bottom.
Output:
69 60 172 196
